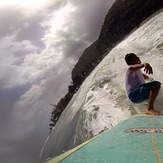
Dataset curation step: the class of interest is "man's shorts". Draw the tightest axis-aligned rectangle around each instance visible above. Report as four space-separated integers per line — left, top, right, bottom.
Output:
128 81 161 103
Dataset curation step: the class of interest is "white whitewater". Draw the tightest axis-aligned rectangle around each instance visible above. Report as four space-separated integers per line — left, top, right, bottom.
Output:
40 11 163 162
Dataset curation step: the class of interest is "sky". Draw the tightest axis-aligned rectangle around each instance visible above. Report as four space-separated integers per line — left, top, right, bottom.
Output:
0 0 115 162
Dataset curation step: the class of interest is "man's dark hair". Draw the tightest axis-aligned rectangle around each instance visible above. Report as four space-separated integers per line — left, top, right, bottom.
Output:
125 53 136 65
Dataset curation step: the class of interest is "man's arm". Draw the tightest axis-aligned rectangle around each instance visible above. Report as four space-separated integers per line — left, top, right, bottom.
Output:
129 63 153 75
129 63 145 72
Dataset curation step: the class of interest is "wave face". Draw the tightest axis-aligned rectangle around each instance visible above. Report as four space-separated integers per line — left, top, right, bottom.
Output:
40 11 163 162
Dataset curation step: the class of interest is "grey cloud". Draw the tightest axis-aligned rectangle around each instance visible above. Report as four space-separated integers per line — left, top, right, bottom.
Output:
48 0 67 11
14 1 70 48
0 84 30 125
0 36 38 89
0 98 51 163
71 0 115 40
0 6 25 38
0 132 44 163
16 18 45 48
0 5 46 48
47 0 116 62
57 31 88 59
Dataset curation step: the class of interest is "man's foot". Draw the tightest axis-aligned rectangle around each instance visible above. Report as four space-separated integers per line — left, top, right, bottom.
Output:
145 109 161 115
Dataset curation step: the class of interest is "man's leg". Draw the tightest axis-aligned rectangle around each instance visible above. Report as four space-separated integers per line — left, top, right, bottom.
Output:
145 83 161 115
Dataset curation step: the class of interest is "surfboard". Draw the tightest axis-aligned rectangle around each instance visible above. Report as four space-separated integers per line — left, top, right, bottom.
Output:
47 115 163 163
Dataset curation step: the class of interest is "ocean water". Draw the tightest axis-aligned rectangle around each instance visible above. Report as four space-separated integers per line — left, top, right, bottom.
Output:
40 10 163 162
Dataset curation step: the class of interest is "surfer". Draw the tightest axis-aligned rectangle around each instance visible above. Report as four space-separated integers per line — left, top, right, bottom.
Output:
125 53 161 115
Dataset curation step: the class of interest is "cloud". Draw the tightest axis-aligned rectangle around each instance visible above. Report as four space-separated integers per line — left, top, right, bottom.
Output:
0 34 38 89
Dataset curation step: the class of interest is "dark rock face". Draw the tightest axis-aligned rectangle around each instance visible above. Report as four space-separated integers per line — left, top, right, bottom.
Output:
49 0 163 131
97 0 163 55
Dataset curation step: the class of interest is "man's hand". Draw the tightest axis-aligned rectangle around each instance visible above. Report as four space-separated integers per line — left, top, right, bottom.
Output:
144 63 153 75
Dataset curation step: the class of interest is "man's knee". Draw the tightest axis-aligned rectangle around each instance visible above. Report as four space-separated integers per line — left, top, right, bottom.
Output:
155 81 161 90
157 82 161 88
